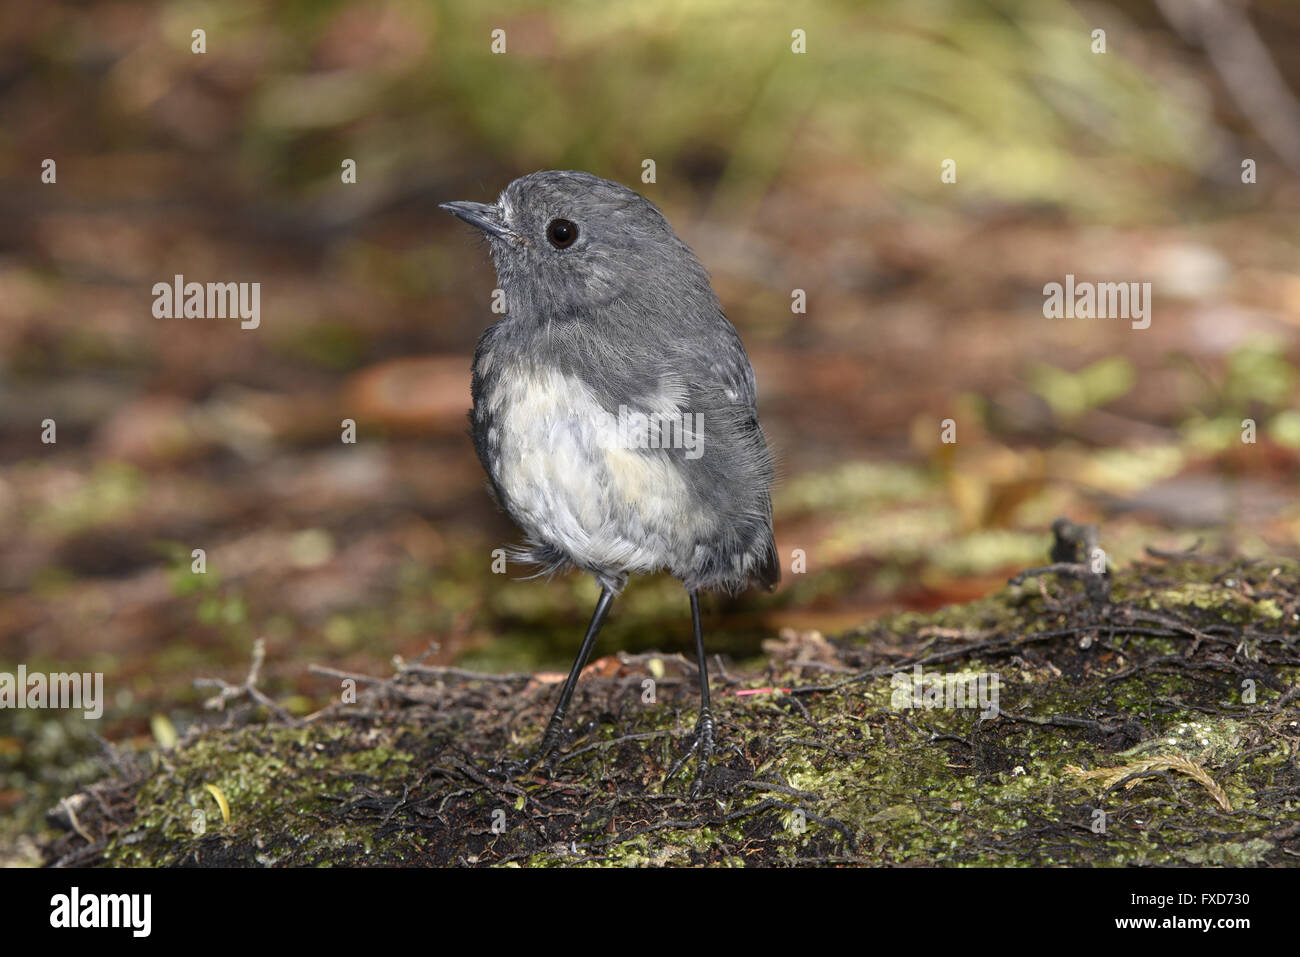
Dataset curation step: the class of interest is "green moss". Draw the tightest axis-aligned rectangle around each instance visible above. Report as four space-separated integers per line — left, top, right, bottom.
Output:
1181 839 1276 866
104 723 424 866
39 556 1300 867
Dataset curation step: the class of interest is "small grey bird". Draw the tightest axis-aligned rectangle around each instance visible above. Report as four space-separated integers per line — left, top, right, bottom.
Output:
441 170 778 795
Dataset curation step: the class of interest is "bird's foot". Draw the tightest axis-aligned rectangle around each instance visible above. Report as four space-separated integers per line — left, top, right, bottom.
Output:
666 710 717 798
490 725 565 781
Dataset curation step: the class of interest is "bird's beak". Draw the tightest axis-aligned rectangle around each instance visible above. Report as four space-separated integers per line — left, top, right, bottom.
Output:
440 200 516 243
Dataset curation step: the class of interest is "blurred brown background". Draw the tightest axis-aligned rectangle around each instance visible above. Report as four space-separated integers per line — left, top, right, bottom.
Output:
2 0 1299 841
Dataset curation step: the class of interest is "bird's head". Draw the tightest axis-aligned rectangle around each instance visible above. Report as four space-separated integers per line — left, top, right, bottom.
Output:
441 170 715 323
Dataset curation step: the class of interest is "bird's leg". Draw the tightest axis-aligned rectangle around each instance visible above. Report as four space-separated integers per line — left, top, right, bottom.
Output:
497 586 614 778
666 590 717 798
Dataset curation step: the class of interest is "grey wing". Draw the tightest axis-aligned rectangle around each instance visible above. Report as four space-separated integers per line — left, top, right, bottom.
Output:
709 322 759 411
690 317 780 590
565 312 779 590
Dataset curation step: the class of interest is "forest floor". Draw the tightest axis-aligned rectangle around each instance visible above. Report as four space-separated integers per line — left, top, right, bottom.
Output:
34 533 1300 867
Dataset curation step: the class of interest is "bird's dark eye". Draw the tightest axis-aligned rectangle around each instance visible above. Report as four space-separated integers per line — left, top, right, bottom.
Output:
546 219 578 249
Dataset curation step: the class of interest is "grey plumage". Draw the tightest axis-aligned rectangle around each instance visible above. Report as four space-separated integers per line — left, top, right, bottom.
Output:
447 170 778 595
441 170 778 793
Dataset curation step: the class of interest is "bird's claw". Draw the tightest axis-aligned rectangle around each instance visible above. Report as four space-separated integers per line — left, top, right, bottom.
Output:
666 711 717 798
491 729 564 781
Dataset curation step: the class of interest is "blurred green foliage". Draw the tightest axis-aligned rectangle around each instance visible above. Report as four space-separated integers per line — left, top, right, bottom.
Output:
1221 338 1298 409
1179 338 1300 452
1026 355 1136 421
147 0 1211 217
29 462 144 534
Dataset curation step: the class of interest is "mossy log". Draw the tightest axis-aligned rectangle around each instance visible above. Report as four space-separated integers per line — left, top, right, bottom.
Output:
43 550 1300 867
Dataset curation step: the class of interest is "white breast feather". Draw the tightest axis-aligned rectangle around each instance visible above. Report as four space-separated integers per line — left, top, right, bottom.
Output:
489 367 708 574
